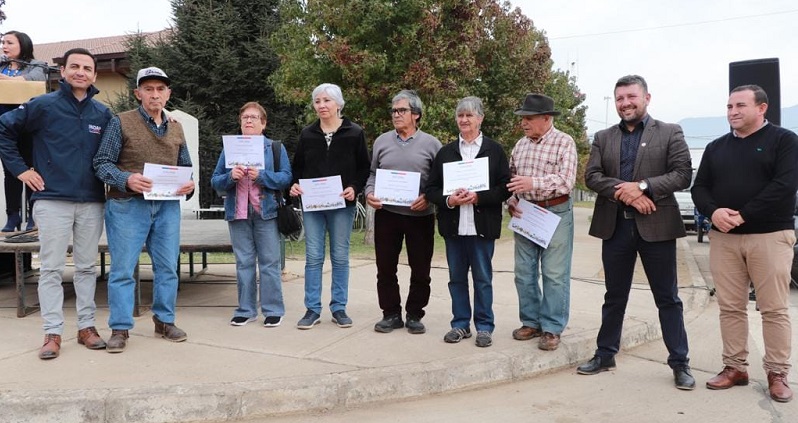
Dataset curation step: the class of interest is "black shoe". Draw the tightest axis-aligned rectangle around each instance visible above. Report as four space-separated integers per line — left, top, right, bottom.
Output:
673 365 696 390
577 355 616 375
374 314 404 333
405 315 426 334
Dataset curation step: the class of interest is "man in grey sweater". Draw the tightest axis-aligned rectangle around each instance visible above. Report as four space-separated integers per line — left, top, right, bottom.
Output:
365 90 442 334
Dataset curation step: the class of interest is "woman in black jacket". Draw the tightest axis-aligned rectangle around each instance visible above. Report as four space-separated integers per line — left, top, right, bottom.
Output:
425 96 511 348
289 83 370 330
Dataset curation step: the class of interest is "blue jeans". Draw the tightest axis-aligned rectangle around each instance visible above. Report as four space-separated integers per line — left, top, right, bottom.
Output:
445 236 495 332
513 200 574 334
106 197 181 330
228 214 284 318
302 205 356 314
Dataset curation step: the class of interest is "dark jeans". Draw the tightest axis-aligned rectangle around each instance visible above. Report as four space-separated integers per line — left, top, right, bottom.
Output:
375 209 435 319
445 235 496 332
596 215 690 368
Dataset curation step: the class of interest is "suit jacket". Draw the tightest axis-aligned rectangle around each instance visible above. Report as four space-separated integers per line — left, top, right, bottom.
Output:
585 117 691 242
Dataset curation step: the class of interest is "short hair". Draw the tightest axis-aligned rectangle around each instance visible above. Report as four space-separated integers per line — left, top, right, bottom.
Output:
311 83 345 116
392 89 423 124
731 84 769 105
615 75 648 94
239 101 268 125
3 30 34 62
455 96 484 118
62 48 97 69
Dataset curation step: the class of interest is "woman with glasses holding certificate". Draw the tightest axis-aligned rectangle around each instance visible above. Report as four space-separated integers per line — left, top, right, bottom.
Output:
289 83 370 330
211 102 292 327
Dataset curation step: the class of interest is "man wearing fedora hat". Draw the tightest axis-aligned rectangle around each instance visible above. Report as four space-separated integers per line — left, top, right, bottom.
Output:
580 75 694 390
506 93 577 351
94 66 195 353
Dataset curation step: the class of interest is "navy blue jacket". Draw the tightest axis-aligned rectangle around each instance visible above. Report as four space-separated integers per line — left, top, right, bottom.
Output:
0 80 112 203
425 136 511 239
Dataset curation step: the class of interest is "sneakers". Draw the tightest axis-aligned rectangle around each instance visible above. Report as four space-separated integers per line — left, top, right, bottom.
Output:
475 331 493 348
263 316 283 327
296 310 321 329
374 314 404 333
443 327 472 343
405 315 426 334
331 310 353 328
230 316 257 326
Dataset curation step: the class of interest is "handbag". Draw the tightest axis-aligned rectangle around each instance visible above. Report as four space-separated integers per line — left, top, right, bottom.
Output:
271 141 302 236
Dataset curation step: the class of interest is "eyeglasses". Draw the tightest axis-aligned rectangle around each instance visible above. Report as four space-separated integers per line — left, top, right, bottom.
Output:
390 107 411 116
241 114 261 121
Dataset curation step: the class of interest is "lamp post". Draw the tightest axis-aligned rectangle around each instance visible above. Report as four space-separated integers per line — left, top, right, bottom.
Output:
603 96 611 128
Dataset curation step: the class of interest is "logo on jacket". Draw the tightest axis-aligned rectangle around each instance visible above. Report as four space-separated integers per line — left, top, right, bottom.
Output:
88 124 102 134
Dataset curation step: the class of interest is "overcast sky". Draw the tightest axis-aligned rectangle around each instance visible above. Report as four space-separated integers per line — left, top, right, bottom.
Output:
2 0 795 134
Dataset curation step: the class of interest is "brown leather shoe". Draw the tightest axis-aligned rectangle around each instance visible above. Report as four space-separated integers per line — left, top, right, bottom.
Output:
106 330 129 353
77 326 107 350
38 334 61 360
153 316 187 342
706 366 749 390
538 332 561 351
767 372 793 402
512 326 542 341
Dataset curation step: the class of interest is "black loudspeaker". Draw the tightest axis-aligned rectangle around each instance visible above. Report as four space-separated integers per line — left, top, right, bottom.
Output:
729 58 780 126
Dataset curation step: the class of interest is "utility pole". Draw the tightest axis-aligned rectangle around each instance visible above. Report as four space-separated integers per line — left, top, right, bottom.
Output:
603 96 611 128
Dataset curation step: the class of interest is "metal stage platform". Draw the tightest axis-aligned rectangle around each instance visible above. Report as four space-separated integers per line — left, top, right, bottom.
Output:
0 219 232 318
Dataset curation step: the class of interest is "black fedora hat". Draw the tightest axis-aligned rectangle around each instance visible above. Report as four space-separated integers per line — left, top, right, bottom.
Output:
513 93 560 116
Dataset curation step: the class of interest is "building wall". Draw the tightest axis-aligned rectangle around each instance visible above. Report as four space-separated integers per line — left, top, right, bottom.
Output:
93 73 129 107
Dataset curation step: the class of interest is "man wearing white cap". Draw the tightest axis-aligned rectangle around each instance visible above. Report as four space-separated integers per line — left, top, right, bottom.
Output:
94 66 195 353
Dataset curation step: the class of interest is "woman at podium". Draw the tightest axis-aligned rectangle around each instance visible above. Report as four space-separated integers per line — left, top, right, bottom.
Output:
0 30 46 232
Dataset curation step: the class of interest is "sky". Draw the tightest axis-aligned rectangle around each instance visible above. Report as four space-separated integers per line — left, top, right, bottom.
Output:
1 0 796 134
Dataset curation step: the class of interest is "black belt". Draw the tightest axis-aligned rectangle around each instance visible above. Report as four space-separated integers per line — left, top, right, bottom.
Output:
621 208 636 219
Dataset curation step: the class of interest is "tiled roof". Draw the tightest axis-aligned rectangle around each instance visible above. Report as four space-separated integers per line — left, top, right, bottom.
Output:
34 29 172 64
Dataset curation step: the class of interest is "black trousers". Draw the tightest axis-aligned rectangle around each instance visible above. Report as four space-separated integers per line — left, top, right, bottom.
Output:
2 134 33 216
595 215 690 368
374 209 435 319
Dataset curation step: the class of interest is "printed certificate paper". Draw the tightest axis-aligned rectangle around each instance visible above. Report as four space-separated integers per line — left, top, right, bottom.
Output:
222 135 265 169
442 157 489 195
299 175 346 211
508 199 562 248
374 169 421 206
142 163 193 201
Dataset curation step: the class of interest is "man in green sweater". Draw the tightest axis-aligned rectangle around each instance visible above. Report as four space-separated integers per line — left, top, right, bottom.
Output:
692 84 798 403
365 90 442 334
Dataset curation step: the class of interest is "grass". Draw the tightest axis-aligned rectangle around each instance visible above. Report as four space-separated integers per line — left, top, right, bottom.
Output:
136 201 595 264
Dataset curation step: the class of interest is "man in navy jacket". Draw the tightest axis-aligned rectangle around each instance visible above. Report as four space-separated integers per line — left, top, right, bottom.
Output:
0 48 112 360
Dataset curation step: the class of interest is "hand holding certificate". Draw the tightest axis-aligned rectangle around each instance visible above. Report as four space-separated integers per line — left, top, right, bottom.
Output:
442 157 489 195
142 163 194 200
374 169 421 206
222 135 265 169
299 175 346 211
508 198 562 248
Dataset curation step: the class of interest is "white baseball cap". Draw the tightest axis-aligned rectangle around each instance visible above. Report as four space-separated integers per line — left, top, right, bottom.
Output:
136 66 171 86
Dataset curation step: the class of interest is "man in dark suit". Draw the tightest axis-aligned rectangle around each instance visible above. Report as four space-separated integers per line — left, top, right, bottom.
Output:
578 75 695 390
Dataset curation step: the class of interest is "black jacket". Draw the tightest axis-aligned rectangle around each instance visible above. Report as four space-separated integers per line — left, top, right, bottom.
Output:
425 136 511 239
291 117 370 207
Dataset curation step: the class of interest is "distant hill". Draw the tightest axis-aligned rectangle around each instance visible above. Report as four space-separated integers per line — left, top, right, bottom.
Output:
679 104 798 149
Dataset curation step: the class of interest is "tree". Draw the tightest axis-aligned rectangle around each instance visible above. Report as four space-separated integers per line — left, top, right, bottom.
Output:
0 1 6 23
271 0 586 147
120 0 303 208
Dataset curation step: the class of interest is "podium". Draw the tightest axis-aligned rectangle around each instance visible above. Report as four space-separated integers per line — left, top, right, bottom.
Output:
0 80 46 104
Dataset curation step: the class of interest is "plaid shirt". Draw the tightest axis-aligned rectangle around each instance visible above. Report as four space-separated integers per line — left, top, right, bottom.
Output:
509 125 577 202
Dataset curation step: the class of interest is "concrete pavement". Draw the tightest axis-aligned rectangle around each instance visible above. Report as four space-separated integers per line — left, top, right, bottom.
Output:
0 206 711 423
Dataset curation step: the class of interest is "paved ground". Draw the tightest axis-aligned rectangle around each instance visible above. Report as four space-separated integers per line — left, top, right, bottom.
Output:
0 206 730 422
258 233 798 423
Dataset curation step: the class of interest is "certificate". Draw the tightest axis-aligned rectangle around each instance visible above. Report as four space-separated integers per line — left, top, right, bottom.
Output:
299 175 346 211
222 135 265 169
374 169 421 206
442 157 489 195
142 163 193 200
508 199 562 248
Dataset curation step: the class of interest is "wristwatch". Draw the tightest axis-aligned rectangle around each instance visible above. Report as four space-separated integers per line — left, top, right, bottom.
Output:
638 180 648 192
